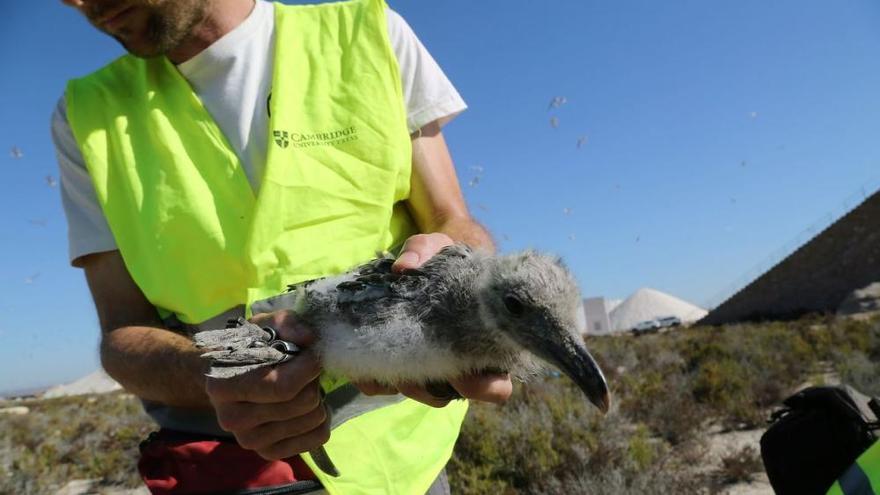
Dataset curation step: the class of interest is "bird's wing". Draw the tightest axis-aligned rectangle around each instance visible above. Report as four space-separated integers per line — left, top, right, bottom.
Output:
336 256 428 307
339 244 473 303
295 245 474 325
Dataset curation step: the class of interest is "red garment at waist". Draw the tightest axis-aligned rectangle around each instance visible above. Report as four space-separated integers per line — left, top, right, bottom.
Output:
138 429 319 495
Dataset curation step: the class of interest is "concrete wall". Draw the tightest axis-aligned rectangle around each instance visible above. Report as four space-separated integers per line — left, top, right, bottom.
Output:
701 188 880 325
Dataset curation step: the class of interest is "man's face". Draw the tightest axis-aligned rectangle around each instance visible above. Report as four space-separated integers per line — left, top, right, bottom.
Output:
63 0 209 57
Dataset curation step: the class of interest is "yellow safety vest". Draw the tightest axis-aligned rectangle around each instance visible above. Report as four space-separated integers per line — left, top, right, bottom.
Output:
827 439 880 495
65 1 468 493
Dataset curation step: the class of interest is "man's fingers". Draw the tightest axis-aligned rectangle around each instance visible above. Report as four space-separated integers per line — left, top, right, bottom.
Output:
235 402 328 452
450 373 512 405
397 383 451 408
205 350 322 404
365 374 513 407
258 420 332 461
354 380 398 396
250 310 317 347
215 379 323 431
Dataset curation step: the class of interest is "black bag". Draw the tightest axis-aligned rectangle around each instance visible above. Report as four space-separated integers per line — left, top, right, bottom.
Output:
760 385 880 495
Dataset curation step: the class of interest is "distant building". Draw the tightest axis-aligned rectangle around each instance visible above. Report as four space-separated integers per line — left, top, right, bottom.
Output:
583 297 614 335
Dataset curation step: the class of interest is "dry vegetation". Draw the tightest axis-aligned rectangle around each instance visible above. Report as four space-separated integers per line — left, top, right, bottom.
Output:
448 315 880 494
0 393 154 494
1 316 877 494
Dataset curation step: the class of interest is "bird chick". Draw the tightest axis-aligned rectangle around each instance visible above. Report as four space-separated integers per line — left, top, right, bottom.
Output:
284 243 610 413
196 245 610 477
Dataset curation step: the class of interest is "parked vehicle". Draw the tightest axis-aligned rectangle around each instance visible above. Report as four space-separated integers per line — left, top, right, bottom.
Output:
632 319 661 335
656 316 682 328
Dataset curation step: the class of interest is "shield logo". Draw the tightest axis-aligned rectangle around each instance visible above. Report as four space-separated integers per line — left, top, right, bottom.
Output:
273 130 289 148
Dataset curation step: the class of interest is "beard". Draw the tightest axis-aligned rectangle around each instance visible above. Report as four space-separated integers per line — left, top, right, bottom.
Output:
95 0 209 58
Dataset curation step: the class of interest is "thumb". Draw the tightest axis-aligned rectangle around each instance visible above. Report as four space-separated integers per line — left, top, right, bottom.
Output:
392 251 421 272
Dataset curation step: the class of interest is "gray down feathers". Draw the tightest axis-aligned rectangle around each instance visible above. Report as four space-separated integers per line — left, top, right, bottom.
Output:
195 244 604 392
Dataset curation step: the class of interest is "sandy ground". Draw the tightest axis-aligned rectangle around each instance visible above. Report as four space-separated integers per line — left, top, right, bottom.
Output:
724 477 773 495
713 364 842 494
57 479 148 495
706 427 773 495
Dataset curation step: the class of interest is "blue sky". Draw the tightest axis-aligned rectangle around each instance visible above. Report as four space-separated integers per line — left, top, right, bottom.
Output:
1 1 878 393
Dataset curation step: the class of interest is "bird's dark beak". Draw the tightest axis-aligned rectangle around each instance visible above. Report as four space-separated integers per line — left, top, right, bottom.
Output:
546 338 610 414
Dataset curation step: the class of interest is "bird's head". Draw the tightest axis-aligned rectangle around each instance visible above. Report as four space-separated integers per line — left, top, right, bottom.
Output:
478 250 610 413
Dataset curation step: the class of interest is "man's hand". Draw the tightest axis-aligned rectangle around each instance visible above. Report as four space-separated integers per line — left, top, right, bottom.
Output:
205 311 330 460
391 232 456 273
357 373 513 408
360 232 514 407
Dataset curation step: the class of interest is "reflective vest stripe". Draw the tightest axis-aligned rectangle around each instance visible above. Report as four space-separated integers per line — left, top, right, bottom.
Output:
840 462 874 495
861 440 880 493
828 441 880 495
323 383 407 430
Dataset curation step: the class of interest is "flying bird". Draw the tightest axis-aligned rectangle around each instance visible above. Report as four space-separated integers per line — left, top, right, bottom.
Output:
45 175 58 188
576 136 588 149
9 146 23 159
24 273 40 285
196 245 611 475
549 117 560 129
468 176 480 187
548 96 567 110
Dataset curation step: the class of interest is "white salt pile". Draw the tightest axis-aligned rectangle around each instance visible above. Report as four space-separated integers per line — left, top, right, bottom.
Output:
609 287 707 332
42 369 121 398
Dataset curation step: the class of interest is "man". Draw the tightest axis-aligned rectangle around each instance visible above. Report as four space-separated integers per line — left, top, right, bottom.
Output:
52 0 512 493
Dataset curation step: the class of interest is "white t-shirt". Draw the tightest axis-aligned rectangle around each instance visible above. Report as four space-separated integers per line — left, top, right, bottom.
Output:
52 1 466 266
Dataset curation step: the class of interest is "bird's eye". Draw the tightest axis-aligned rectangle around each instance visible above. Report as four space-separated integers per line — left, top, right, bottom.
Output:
503 295 525 316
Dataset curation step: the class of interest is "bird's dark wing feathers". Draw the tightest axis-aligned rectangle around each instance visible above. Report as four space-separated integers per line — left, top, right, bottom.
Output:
335 244 473 308
336 257 428 308
352 256 396 277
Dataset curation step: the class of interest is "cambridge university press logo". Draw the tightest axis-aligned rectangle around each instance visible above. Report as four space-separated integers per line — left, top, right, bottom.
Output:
273 130 290 148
